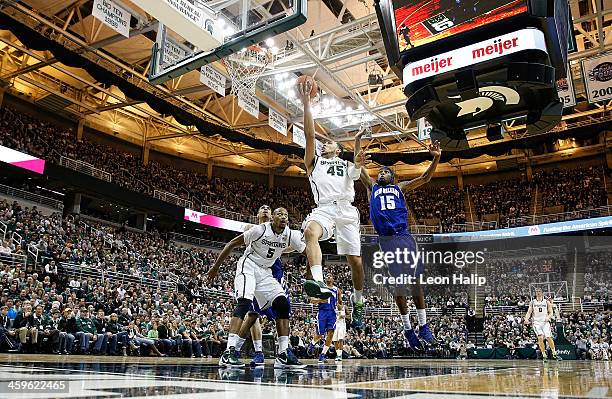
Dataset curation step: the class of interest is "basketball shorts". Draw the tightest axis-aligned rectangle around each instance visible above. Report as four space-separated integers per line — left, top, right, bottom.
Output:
234 257 286 310
251 288 291 320
332 320 346 341
302 202 360 256
378 234 423 297
533 321 552 338
316 310 337 336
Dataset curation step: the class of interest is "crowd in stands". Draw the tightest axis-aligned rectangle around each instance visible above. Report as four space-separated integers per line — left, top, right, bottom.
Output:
584 251 612 303
534 166 607 213
0 198 610 360
482 257 568 303
405 186 466 232
1 105 609 234
468 178 533 226
481 311 611 360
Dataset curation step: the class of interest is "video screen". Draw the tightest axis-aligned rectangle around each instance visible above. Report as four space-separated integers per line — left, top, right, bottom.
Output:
393 0 529 52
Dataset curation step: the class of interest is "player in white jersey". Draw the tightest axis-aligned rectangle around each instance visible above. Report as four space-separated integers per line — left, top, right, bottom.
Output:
207 208 306 369
332 303 347 362
298 76 367 328
524 288 559 361
234 205 271 366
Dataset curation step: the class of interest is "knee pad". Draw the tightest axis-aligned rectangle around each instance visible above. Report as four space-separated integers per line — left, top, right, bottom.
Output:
271 295 290 319
233 298 252 319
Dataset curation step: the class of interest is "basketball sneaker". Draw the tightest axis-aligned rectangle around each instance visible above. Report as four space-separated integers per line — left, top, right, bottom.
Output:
304 280 333 299
335 356 342 362
351 301 364 329
318 353 327 364
418 324 435 344
403 329 422 350
275 349 307 369
219 348 245 368
542 352 548 362
551 351 560 361
250 351 265 367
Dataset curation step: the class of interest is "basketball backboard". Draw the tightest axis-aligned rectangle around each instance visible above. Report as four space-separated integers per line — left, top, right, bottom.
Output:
130 0 307 84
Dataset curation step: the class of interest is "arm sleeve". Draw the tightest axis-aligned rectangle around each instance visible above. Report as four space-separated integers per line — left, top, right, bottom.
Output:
289 230 306 253
243 224 265 246
347 161 361 181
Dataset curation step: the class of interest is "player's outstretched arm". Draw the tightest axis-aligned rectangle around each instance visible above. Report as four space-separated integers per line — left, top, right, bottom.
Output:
398 141 441 192
299 78 316 175
206 234 245 283
359 167 374 195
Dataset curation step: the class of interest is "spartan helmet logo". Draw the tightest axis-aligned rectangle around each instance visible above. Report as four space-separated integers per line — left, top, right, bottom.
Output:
455 86 520 117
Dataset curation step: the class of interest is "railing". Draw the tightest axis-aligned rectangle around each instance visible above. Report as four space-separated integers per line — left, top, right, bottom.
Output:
79 221 114 249
0 183 64 210
361 224 441 235
119 168 150 194
59 262 176 291
0 252 27 269
0 221 6 239
11 231 22 247
27 243 39 266
166 232 228 249
59 156 112 182
200 204 257 224
506 205 612 228
153 190 192 209
486 245 567 259
449 221 498 232
485 300 605 315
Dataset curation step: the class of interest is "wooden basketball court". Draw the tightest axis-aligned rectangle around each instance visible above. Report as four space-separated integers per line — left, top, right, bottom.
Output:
0 354 609 398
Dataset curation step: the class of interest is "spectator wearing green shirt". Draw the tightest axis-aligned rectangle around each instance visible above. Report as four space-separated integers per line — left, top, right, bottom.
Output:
76 308 105 354
40 310 61 354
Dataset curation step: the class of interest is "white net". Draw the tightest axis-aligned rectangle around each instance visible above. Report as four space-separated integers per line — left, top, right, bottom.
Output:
222 46 271 97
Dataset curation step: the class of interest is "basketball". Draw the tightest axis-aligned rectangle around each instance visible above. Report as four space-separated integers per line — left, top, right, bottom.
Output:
296 75 318 98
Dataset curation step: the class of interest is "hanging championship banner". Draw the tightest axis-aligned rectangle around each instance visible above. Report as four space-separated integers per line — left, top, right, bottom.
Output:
237 91 259 119
268 108 287 135
200 65 226 97
417 118 433 141
583 52 612 104
556 75 576 108
92 0 131 37
161 30 193 67
292 125 306 147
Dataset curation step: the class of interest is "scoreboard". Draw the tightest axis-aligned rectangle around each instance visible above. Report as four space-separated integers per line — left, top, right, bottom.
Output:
394 0 528 51
375 0 570 146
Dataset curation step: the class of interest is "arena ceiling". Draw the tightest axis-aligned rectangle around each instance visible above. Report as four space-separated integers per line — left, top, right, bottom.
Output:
0 0 611 178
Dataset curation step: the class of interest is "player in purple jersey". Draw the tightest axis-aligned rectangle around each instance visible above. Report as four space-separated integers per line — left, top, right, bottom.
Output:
359 140 441 350
307 275 341 364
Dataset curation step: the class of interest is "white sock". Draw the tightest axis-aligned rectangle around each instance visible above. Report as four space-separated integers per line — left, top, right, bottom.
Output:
401 313 412 330
235 337 246 352
254 339 263 352
353 289 363 304
417 309 427 326
278 336 289 354
322 345 329 355
311 265 323 282
227 333 238 350
336 349 342 358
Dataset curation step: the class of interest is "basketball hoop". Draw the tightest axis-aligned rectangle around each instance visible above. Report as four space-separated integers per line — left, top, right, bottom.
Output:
222 46 272 97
